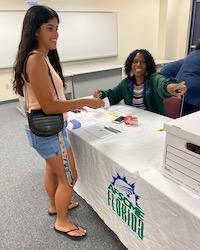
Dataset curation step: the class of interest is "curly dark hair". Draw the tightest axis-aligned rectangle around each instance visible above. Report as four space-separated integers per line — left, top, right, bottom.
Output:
124 49 156 77
13 5 65 97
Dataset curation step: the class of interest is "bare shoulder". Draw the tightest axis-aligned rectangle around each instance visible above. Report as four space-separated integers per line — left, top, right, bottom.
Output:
27 53 47 72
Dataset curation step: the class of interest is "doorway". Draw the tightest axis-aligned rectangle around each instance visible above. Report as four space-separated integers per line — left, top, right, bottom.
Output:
188 0 200 53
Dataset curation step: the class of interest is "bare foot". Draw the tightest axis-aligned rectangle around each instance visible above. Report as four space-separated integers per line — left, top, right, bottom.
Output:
68 200 79 210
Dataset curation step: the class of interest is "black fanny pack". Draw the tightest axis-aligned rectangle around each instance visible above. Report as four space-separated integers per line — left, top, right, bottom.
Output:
27 109 64 137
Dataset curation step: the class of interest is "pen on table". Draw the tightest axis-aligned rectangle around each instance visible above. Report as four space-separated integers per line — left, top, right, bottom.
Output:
104 126 121 133
157 128 164 132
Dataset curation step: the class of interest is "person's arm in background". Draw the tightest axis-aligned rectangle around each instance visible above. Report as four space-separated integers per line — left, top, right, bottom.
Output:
93 79 126 105
159 59 184 78
149 72 186 99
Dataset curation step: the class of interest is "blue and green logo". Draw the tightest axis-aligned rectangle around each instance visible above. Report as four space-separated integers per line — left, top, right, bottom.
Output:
107 173 144 240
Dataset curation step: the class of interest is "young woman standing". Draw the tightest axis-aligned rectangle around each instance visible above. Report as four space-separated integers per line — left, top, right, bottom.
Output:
13 5 104 239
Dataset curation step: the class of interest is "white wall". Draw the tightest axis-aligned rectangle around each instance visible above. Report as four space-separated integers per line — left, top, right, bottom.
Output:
176 0 193 58
0 0 192 101
159 0 192 60
157 0 168 60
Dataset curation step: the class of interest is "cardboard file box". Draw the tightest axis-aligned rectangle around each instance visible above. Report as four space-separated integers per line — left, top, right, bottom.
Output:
162 111 200 194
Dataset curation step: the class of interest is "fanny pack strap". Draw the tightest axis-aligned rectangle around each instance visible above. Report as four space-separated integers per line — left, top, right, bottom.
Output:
58 132 74 187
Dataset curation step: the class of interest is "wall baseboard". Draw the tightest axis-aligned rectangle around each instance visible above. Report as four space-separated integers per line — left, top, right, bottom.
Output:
0 99 18 105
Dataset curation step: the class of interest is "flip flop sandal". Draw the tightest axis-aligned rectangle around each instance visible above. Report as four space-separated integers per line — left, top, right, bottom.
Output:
54 225 86 240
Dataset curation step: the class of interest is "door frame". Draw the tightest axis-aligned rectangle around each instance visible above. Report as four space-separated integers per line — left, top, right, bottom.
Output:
188 0 200 53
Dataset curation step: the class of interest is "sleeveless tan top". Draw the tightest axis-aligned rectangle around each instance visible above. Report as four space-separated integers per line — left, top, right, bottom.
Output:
23 51 67 120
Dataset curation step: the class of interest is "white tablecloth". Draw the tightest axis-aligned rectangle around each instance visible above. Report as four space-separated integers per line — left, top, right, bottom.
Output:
68 105 200 250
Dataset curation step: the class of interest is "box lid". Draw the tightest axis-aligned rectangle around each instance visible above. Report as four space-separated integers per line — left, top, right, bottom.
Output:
164 111 200 144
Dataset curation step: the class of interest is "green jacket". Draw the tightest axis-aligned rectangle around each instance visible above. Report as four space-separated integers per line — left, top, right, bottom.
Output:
101 73 175 115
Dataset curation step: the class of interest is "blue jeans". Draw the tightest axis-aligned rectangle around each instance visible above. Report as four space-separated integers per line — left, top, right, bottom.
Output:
25 122 70 159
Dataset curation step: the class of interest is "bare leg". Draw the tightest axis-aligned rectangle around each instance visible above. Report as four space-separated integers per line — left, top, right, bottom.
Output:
44 148 78 213
46 153 86 236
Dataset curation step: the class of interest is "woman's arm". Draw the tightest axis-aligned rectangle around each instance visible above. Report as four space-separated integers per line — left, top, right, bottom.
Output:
150 73 186 99
26 54 104 114
93 80 125 105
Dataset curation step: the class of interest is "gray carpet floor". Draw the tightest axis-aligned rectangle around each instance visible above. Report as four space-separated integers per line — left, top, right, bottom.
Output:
0 102 127 250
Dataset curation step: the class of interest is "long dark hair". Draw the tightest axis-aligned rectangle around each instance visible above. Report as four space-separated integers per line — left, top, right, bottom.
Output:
13 5 64 97
124 49 156 78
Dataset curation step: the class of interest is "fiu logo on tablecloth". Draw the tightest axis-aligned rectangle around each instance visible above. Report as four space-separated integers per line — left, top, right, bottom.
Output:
107 173 144 240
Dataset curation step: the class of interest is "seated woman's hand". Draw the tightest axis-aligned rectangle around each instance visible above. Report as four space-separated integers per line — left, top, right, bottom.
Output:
93 89 103 98
167 81 187 98
88 98 105 109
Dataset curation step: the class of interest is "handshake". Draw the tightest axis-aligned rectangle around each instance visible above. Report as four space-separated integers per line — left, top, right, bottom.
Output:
93 89 103 98
85 89 107 109
86 95 105 109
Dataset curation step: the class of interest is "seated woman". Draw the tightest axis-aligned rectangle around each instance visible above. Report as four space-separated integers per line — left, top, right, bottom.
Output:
93 49 186 116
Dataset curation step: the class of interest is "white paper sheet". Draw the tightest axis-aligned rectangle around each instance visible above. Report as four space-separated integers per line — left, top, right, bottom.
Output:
102 97 110 109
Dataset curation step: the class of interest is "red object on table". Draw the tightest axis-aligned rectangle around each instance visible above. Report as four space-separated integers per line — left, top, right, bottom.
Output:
124 115 138 125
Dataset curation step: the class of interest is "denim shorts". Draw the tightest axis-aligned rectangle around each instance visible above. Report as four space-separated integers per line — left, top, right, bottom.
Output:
25 122 70 159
